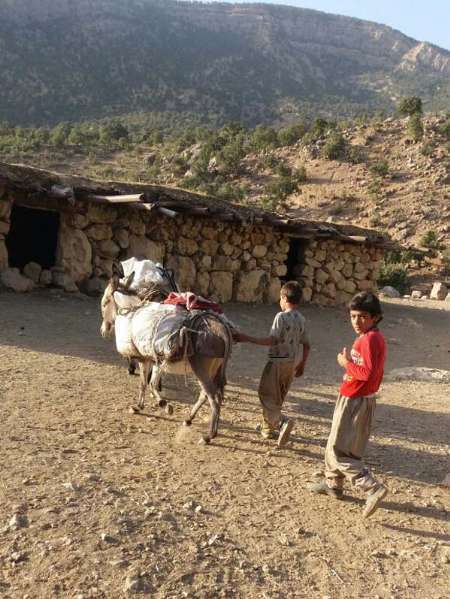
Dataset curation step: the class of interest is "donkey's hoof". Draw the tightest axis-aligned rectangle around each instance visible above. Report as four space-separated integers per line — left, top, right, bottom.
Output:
183 419 192 427
157 398 168 408
165 404 174 416
199 436 211 445
129 405 140 414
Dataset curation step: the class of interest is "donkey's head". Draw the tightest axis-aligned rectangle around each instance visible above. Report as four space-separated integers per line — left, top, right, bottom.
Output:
100 262 135 338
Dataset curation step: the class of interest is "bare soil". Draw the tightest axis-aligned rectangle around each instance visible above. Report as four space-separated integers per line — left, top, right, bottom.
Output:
0 291 449 598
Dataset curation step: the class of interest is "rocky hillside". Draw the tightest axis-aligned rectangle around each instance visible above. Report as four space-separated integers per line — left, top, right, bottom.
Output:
1 0 449 125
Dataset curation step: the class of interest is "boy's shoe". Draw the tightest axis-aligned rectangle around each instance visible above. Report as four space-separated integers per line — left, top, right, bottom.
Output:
309 479 344 500
256 424 277 439
363 484 388 519
277 418 294 448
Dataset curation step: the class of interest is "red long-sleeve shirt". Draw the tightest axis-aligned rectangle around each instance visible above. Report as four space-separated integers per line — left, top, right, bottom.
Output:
340 329 386 398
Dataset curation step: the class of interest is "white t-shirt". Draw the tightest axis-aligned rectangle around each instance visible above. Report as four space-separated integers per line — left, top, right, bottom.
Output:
268 309 309 363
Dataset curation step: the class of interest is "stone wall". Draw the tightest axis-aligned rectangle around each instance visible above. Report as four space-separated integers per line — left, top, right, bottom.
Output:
0 190 384 303
292 238 384 305
0 192 290 302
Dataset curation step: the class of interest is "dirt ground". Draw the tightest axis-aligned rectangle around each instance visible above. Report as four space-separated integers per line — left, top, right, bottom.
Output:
0 291 449 599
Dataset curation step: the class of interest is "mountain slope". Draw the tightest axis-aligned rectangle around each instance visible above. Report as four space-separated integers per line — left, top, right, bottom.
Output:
0 0 449 125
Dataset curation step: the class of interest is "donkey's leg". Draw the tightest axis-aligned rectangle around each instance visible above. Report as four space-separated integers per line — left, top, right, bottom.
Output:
190 357 224 444
184 390 207 426
149 367 173 415
137 360 151 411
127 357 138 376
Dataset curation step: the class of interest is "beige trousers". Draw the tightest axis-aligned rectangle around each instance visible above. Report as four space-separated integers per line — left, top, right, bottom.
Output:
258 360 295 433
325 394 379 491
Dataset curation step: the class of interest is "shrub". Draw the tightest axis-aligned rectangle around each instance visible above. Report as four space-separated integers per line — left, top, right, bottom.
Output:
420 142 433 156
420 229 439 249
398 96 423 117
369 160 389 178
377 263 409 294
250 125 278 151
277 122 307 146
439 118 450 140
407 114 424 141
322 132 348 160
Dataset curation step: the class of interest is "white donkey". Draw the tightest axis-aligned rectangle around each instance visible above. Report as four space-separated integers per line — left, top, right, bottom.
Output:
100 265 233 444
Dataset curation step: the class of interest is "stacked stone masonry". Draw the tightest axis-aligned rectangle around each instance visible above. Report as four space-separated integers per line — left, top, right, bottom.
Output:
0 190 383 304
291 239 383 306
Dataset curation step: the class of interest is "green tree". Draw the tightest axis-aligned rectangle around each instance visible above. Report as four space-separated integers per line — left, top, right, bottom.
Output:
322 132 347 160
277 122 307 146
407 113 424 141
398 96 423 117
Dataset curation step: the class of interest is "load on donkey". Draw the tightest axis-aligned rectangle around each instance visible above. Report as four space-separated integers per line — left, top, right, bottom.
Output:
100 258 234 444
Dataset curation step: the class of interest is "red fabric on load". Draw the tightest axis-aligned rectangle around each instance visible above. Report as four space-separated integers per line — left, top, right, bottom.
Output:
163 292 223 314
340 329 386 398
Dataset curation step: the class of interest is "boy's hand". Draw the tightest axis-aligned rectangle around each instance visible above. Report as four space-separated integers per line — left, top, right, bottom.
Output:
337 347 350 368
232 331 246 343
295 363 305 377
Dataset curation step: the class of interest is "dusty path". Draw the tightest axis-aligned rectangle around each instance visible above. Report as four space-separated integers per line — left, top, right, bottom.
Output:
0 291 449 598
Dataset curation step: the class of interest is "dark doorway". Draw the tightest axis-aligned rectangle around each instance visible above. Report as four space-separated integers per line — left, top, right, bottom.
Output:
6 205 60 270
284 237 308 281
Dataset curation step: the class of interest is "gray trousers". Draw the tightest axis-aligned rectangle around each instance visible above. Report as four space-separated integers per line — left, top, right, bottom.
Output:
325 395 379 491
258 360 295 433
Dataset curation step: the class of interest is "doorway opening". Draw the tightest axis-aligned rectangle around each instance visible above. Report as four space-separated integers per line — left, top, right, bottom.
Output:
6 204 60 270
284 237 309 282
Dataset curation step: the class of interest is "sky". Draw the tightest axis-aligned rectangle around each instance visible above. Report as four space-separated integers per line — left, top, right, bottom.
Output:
203 1 450 50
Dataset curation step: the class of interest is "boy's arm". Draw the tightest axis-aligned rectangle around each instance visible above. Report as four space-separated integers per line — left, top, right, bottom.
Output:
338 336 376 381
295 341 310 377
233 331 278 347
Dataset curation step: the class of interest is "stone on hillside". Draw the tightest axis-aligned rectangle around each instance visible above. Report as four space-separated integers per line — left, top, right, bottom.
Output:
411 290 422 299
23 262 42 283
302 287 313 303
380 286 401 298
430 282 448 301
0 268 34 292
386 367 450 383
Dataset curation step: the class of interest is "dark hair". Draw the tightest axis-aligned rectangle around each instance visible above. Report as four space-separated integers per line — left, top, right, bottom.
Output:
349 292 383 318
281 281 302 304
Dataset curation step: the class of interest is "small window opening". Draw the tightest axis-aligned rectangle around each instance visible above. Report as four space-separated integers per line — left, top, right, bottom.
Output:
6 204 60 270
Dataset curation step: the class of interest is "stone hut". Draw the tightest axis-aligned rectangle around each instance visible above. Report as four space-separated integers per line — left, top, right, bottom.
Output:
0 162 388 304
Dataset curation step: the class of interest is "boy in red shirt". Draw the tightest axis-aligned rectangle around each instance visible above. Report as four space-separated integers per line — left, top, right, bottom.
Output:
311 291 388 518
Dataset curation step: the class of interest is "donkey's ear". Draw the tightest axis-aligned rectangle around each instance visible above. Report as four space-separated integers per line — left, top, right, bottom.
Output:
121 271 135 290
112 261 125 279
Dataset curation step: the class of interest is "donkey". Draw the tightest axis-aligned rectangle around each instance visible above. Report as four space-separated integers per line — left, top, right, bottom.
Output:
100 269 233 444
